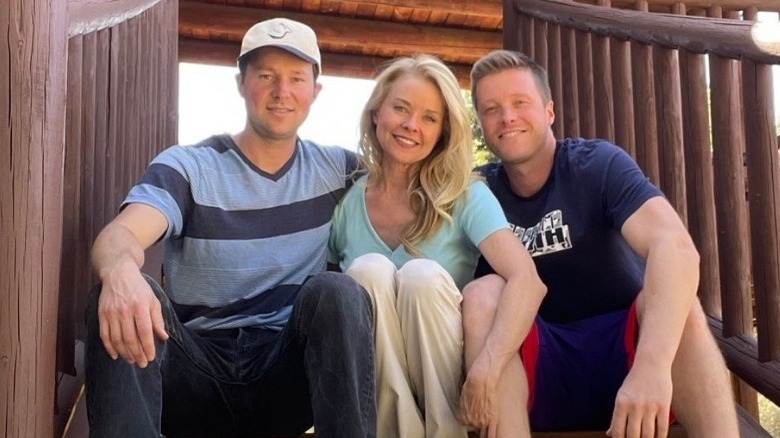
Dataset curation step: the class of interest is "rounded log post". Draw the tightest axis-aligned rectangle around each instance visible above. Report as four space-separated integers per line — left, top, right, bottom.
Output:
561 26 581 138
576 30 596 138
653 44 687 221
679 49 722 315
1 0 68 436
742 59 780 363
611 36 635 157
547 23 565 139
592 36 615 141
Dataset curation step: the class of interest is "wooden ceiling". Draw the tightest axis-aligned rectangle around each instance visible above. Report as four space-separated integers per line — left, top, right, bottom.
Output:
178 0 504 86
177 0 780 85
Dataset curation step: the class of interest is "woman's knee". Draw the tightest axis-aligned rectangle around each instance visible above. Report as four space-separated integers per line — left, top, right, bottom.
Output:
346 253 395 287
396 259 458 306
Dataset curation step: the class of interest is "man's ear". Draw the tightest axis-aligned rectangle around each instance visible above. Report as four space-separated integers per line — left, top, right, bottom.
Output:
236 73 246 99
313 81 323 100
546 99 556 126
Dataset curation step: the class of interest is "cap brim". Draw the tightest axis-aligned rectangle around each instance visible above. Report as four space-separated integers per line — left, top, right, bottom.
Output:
238 43 318 66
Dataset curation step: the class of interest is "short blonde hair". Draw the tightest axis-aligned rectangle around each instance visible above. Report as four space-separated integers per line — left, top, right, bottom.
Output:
470 49 552 111
359 54 473 255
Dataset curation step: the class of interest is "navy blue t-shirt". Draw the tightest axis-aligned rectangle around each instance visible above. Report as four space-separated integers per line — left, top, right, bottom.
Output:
476 138 663 323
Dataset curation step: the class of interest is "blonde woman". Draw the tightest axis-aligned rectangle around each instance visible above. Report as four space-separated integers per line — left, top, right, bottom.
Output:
329 55 546 438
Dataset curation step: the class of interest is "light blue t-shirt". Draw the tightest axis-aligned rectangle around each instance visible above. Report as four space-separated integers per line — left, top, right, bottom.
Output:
329 175 510 290
124 135 359 331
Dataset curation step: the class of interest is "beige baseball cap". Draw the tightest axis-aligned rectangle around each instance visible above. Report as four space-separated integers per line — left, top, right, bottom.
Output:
238 18 321 73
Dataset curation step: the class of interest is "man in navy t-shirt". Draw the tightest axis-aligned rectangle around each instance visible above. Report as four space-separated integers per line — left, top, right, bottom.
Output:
457 50 738 438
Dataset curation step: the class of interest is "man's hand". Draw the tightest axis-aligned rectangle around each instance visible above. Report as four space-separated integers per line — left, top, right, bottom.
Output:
459 354 501 438
607 360 672 438
98 262 168 367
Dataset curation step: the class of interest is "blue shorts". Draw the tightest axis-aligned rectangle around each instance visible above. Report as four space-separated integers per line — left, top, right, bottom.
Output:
521 302 640 431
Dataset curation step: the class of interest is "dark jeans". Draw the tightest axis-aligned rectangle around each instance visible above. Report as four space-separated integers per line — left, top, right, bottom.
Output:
85 272 376 438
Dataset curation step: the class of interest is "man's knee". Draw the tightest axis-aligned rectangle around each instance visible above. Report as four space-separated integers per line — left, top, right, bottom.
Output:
298 272 372 321
84 274 170 336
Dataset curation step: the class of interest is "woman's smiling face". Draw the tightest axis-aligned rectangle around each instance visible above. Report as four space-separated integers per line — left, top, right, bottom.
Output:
372 73 445 168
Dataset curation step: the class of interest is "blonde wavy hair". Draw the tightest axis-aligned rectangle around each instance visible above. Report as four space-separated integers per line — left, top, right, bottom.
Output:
359 54 474 255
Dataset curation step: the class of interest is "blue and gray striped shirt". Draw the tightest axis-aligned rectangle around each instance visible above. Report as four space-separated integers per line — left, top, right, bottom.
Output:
124 134 359 331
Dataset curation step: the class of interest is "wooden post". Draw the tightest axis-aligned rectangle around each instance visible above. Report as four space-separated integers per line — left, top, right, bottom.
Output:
1 0 68 436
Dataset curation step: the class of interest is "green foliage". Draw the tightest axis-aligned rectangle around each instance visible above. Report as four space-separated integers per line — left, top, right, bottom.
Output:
462 90 497 166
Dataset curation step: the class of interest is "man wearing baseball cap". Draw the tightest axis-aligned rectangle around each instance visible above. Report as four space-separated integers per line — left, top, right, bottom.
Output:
84 18 376 438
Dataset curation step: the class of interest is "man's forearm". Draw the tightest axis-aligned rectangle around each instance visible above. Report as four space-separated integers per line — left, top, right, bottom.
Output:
634 232 700 368
91 222 146 281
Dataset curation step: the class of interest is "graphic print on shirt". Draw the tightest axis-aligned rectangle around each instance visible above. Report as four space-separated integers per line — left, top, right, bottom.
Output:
510 210 572 257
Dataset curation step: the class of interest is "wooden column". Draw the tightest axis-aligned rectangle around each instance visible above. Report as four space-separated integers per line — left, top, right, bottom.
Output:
677 5 722 317
561 26 580 137
742 59 780 363
653 44 687 221
592 34 615 141
611 37 635 157
547 23 565 139
576 31 596 138
1 0 68 436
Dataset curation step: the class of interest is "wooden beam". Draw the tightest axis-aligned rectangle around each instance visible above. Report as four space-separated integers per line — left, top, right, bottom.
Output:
579 0 780 11
709 315 780 407
179 37 473 87
512 0 780 63
316 0 503 18
179 1 501 64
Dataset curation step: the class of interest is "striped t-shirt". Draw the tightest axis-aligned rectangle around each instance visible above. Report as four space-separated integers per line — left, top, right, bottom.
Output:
124 134 359 331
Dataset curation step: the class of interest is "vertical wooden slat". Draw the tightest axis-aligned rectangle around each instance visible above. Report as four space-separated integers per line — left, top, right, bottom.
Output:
731 30 761 412
533 18 548 72
167 0 180 147
742 59 780 363
94 29 110 240
709 55 753 338
592 34 614 141
678 48 721 315
503 0 520 52
141 9 153 189
576 31 596 138
58 35 84 376
106 23 121 224
631 41 660 185
547 23 564 139
561 27 580 138
631 1 660 184
80 31 98 317
115 20 129 211
1 0 67 435
611 37 635 157
674 0 723 320
521 14 535 58
653 45 686 221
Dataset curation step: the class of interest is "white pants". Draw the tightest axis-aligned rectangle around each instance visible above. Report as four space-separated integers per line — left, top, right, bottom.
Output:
346 253 468 438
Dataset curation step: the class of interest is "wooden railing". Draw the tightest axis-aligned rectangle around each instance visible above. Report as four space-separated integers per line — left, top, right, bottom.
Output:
54 0 178 434
503 0 780 432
